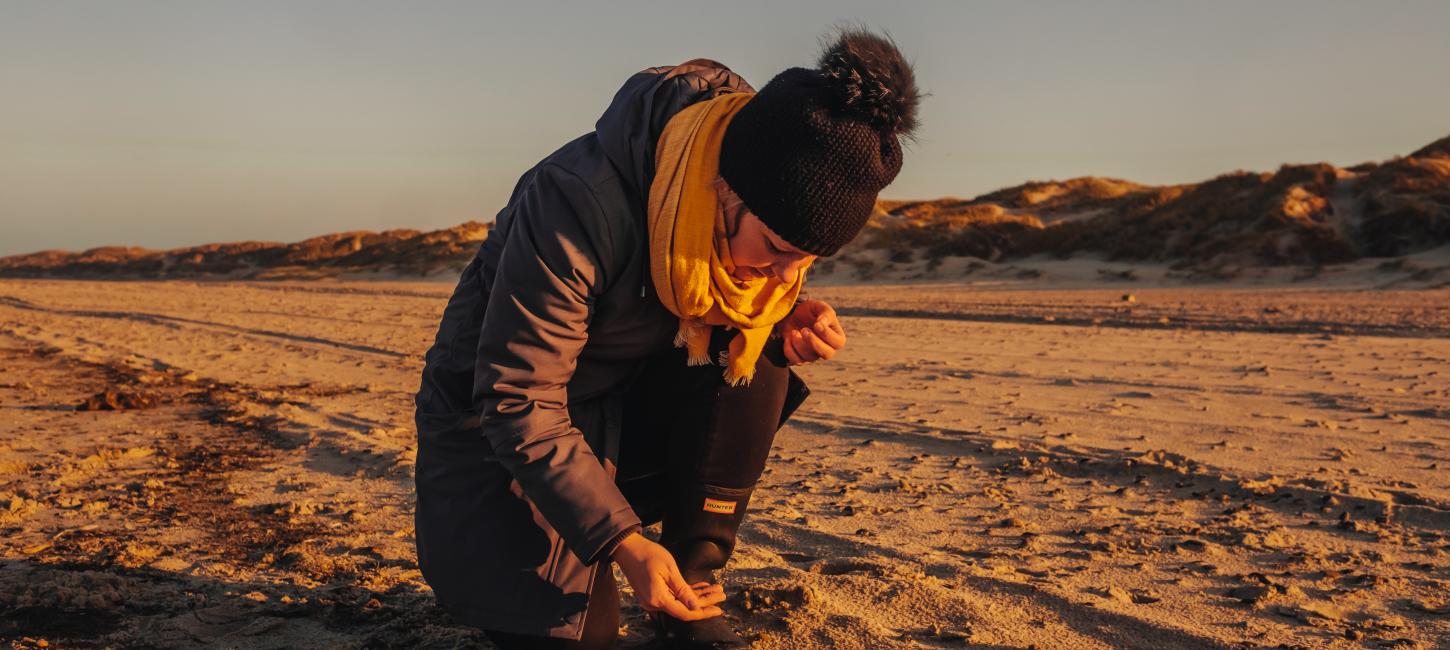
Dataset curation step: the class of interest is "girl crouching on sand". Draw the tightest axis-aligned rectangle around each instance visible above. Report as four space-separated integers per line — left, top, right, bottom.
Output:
413 29 920 649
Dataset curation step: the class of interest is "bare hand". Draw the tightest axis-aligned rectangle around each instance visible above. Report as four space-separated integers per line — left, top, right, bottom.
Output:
777 299 846 365
610 532 726 621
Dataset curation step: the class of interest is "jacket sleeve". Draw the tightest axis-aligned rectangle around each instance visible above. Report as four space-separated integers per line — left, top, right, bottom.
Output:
472 163 641 566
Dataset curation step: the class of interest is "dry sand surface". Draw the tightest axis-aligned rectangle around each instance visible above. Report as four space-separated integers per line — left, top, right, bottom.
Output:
1 278 1447 649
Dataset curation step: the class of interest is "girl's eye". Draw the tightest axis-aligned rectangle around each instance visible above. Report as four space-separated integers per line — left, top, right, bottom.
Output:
766 239 788 255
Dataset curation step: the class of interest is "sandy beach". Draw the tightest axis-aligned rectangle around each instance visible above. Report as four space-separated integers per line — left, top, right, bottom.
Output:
1 278 1447 649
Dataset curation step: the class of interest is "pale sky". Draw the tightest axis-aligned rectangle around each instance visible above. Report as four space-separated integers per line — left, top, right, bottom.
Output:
3 0 1448 256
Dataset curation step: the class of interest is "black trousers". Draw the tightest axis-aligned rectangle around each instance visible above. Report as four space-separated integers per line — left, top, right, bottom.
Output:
483 327 797 650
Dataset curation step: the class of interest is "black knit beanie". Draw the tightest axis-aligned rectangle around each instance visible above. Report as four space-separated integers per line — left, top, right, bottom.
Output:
720 29 921 257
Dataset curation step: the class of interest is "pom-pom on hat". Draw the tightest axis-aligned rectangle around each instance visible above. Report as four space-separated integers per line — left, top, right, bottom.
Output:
720 28 921 257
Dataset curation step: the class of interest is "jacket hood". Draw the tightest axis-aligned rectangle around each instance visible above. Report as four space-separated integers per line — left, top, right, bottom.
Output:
595 59 754 203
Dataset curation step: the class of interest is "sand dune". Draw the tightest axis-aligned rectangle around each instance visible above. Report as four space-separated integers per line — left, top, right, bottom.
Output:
5 135 1448 285
1 278 1447 648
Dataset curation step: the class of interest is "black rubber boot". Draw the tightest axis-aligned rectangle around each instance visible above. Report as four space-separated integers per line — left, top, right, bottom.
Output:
652 483 755 649
630 328 799 649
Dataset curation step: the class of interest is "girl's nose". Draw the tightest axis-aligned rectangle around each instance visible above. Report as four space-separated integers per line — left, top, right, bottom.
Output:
773 258 809 284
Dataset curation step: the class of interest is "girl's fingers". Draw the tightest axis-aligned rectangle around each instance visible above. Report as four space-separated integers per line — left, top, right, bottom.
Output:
667 571 700 610
796 330 821 362
807 301 841 330
812 317 847 348
659 593 711 620
781 332 804 365
786 329 816 364
696 588 728 607
657 574 722 620
694 584 724 599
800 328 837 360
668 603 724 621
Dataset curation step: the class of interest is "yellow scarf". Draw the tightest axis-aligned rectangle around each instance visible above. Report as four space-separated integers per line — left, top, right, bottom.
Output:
647 92 808 386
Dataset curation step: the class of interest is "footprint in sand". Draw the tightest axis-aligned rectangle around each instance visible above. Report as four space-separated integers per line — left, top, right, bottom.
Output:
808 558 883 576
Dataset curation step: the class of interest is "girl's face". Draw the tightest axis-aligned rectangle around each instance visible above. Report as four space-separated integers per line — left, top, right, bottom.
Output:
715 176 816 285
